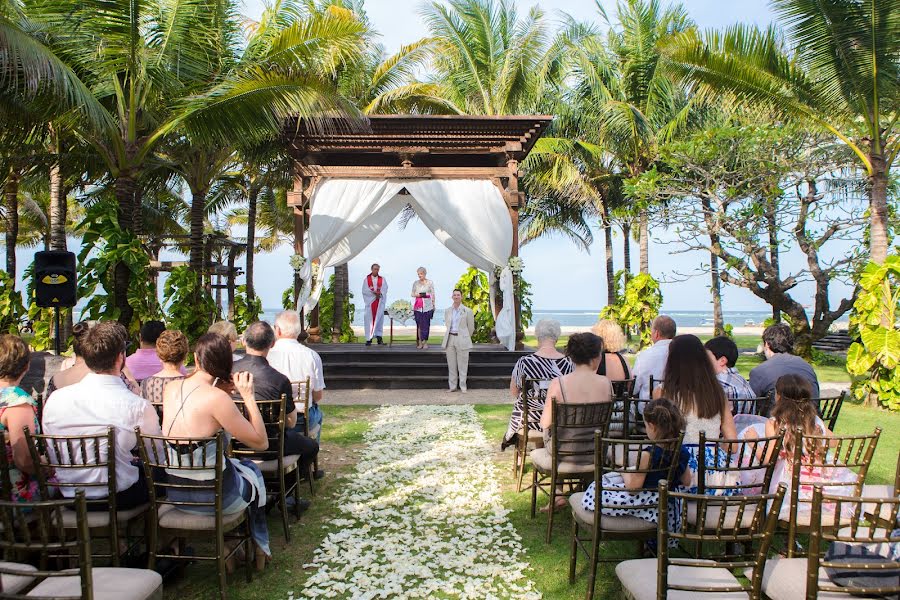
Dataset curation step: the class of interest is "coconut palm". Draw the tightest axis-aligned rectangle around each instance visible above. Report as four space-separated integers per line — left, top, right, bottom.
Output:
665 0 899 263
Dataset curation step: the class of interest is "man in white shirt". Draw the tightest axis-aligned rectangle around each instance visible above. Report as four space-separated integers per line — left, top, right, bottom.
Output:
442 289 475 393
42 321 163 509
631 315 677 400
267 311 326 469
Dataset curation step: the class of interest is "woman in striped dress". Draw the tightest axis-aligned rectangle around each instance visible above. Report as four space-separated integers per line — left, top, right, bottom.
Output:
501 320 572 450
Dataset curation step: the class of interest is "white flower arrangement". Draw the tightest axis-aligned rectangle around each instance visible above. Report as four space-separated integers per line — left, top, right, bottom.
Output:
386 299 414 325
289 254 307 272
300 405 542 599
508 256 524 274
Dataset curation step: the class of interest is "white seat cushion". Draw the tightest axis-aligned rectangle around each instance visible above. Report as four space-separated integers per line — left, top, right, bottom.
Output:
253 453 300 473
61 503 149 528
526 429 543 443
686 501 759 530
861 484 893 498
157 506 245 531
27 567 162 600
530 448 593 475
569 493 657 532
0 561 37 594
616 558 748 599
751 558 883 600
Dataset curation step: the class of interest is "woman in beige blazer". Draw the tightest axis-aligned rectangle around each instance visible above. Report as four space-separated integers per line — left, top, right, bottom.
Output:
442 289 475 392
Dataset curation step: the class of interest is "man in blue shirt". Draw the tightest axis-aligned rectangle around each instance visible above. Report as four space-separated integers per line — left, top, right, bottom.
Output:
749 324 820 399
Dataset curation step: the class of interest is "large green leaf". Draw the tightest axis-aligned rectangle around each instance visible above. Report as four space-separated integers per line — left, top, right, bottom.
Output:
860 327 900 370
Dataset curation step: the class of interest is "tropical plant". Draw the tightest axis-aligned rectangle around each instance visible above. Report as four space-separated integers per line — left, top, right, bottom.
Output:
846 257 900 410
454 267 493 343
231 284 263 334
665 0 900 264
602 272 662 348
311 274 355 343
0 270 25 333
163 267 216 347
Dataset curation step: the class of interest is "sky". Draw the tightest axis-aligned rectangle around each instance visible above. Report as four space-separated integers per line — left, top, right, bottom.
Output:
13 0 861 316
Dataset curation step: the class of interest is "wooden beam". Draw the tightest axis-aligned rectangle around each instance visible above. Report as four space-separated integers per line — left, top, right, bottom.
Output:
294 165 512 179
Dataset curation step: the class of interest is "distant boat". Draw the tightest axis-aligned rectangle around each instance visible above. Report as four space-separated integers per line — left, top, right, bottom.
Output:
744 319 757 326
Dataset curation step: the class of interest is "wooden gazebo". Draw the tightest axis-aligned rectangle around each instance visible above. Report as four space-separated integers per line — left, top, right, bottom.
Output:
282 115 553 346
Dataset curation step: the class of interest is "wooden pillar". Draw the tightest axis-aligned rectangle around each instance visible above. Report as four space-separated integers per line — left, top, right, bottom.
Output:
506 158 525 350
226 246 237 321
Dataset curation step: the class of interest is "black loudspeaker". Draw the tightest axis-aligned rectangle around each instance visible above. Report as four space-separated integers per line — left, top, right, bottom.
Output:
34 251 77 308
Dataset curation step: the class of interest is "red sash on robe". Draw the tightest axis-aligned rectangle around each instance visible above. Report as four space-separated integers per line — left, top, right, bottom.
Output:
366 274 383 334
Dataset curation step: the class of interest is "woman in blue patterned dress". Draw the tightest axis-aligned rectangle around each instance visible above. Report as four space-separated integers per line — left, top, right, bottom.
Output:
0 335 40 502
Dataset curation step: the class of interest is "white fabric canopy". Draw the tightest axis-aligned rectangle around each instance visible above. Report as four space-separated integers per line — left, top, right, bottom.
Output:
296 178 516 350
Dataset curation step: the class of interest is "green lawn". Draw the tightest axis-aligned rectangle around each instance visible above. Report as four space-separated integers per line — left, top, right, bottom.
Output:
169 401 895 600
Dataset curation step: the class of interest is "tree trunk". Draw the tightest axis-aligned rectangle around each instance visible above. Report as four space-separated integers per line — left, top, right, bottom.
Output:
869 153 889 264
49 126 68 252
113 175 138 326
4 169 18 279
602 212 615 306
622 222 632 277
189 187 207 275
638 211 649 274
709 242 724 336
332 263 348 342
245 186 258 303
766 198 780 322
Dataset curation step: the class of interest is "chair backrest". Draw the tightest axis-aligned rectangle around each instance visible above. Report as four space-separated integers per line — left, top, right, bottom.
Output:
697 431 783 496
595 433 685 521
658 481 787 598
730 396 771 417
550 401 613 465
789 428 881 522
291 377 311 436
808 486 900 599
611 379 635 400
0 491 93 599
26 428 117 512
230 396 286 465
0 432 12 502
813 392 846 431
134 429 225 517
520 375 551 434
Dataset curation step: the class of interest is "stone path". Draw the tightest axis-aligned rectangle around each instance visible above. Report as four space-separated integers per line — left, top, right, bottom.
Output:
299 405 540 599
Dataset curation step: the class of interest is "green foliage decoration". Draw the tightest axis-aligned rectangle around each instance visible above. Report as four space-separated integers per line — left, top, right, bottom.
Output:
455 267 493 343
602 273 663 348
76 203 161 338
163 267 216 348
232 285 263 333
514 273 534 330
0 271 25 334
846 257 900 411
309 275 355 343
282 284 295 310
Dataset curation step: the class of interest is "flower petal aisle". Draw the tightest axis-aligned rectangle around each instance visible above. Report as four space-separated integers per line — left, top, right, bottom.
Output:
301 405 541 599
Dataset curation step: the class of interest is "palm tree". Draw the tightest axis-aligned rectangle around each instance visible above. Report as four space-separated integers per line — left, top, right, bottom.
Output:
566 0 693 274
665 0 899 263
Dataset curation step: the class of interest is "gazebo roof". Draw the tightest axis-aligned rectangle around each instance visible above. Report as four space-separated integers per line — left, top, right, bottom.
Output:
282 114 553 167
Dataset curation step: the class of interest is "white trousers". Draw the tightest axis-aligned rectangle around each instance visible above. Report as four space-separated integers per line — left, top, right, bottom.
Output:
445 335 470 391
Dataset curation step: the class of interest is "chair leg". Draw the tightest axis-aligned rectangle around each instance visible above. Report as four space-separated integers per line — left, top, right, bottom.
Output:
512 442 520 478
280 474 291 543
294 469 302 519
217 527 228 600
546 473 557 543
530 469 538 519
307 463 315 496
516 451 527 493
585 529 601 600
568 518 579 584
244 519 253 583
146 519 158 570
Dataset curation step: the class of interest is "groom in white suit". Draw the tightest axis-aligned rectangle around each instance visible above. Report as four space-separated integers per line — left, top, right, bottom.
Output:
442 289 475 393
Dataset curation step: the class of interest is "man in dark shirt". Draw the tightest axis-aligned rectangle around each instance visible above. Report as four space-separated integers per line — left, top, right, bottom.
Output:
749 323 820 398
233 321 320 479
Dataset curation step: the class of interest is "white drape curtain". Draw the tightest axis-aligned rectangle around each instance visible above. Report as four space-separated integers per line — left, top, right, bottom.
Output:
296 178 516 350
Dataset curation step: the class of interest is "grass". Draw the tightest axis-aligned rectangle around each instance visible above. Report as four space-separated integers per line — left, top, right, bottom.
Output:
172 400 896 600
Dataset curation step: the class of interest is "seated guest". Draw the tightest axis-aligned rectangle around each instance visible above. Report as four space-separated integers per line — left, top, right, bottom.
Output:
0 334 40 502
208 321 241 360
125 320 167 382
268 311 325 446
42 322 163 510
632 315 676 399
140 330 189 408
581 398 691 531
655 335 738 492
48 321 139 397
749 323 820 398
591 319 632 381
704 336 756 406
539 333 614 511
162 333 271 569
501 319 572 451
233 321 319 495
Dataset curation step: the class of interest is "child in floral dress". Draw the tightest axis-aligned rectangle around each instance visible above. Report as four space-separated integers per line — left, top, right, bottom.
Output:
0 335 40 502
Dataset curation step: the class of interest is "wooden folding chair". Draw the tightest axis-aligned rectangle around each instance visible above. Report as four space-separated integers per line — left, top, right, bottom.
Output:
813 391 846 431
530 401 613 542
0 491 163 599
729 396 772 417
26 428 147 567
136 429 253 600
606 379 635 438
616 481 786 600
569 431 685 600
782 427 881 557
231 395 303 541
512 375 550 493
755 486 900 600
861 451 900 528
291 377 316 495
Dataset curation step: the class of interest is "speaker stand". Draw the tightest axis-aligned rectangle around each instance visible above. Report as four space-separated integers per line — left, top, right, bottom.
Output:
54 307 62 355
